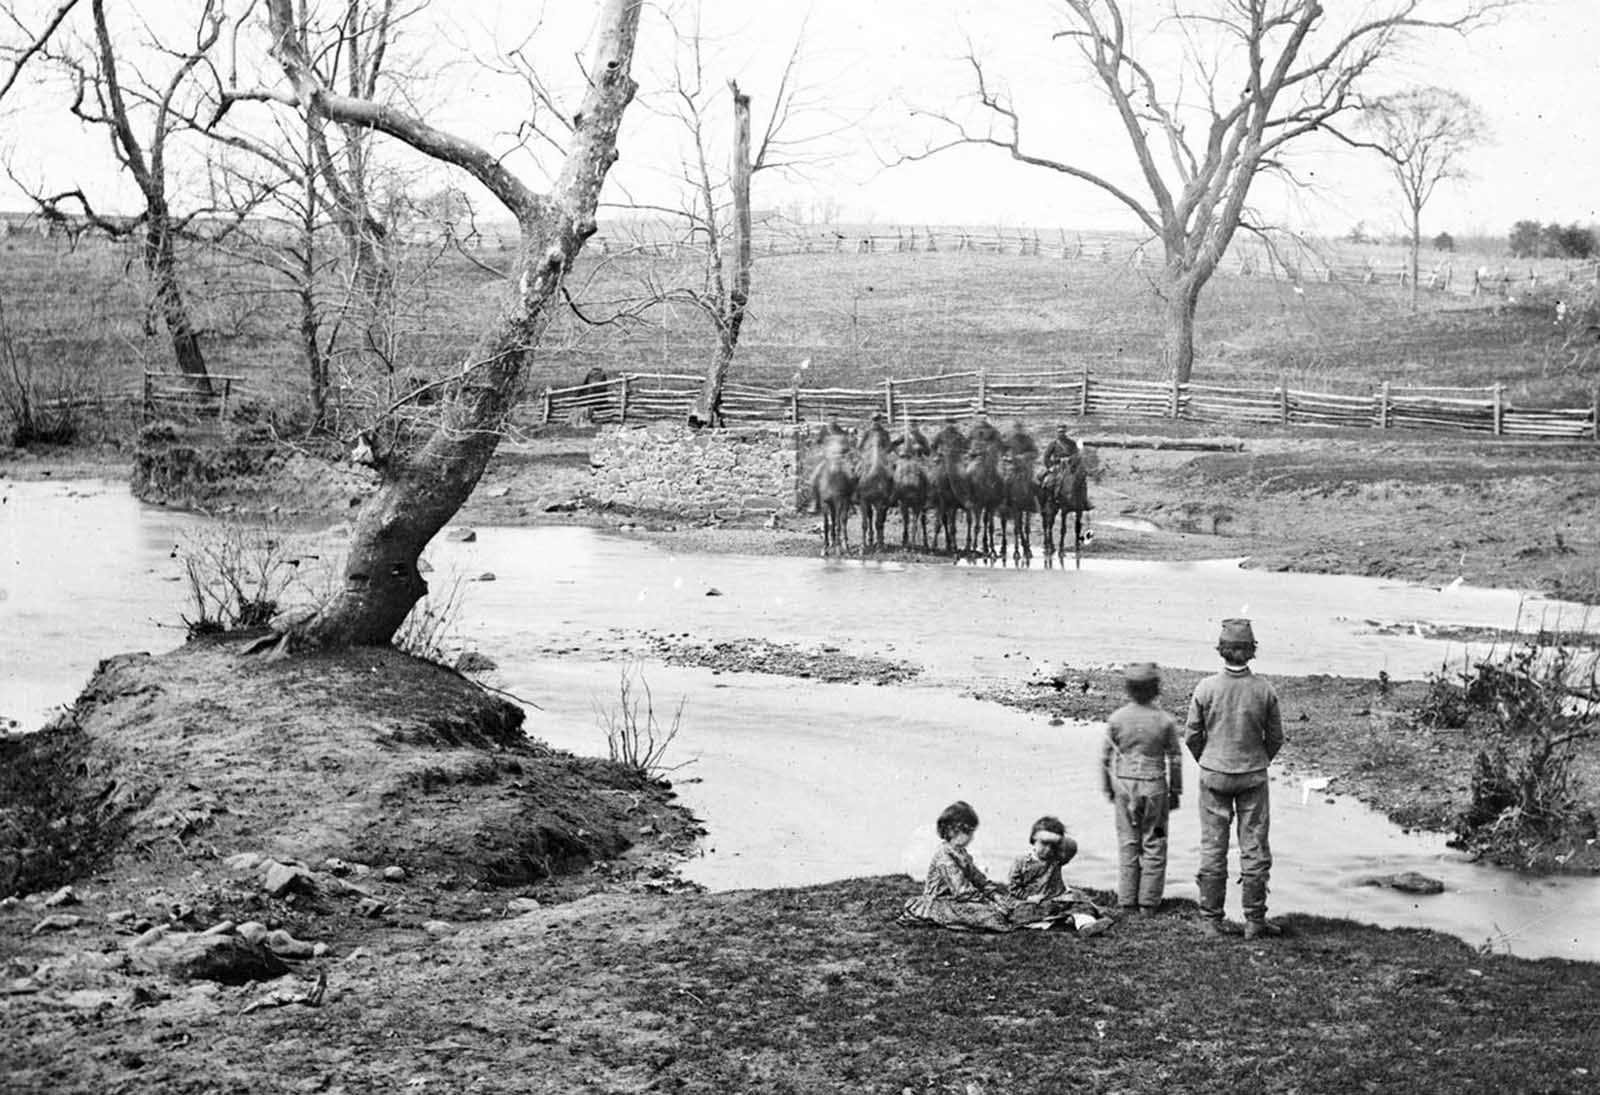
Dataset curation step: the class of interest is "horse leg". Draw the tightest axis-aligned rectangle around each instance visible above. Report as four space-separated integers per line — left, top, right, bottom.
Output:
1073 510 1083 568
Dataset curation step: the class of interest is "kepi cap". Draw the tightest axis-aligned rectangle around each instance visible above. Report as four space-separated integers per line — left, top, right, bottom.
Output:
1219 618 1257 645
1123 661 1160 684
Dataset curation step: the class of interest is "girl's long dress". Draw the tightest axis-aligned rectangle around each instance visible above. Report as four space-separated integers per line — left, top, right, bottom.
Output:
900 844 1017 932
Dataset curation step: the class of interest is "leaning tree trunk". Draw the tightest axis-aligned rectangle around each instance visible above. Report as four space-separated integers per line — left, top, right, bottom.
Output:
298 1 640 647
689 82 752 428
145 202 213 394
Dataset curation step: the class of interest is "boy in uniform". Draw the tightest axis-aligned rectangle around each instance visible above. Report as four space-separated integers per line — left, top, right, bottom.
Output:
1184 619 1285 939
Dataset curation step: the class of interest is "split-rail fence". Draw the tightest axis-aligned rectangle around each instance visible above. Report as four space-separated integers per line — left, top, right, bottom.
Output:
540 369 1600 441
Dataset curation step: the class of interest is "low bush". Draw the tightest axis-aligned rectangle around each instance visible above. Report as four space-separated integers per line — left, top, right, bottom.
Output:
595 664 692 784
1413 642 1599 862
175 519 308 636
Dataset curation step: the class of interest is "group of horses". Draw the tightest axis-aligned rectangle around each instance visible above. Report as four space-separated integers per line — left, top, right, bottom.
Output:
806 416 1092 563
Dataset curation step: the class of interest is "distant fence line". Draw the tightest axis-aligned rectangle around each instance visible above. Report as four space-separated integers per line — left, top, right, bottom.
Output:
589 224 1600 298
540 369 1600 441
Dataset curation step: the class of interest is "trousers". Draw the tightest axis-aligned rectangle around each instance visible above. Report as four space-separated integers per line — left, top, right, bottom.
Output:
1196 769 1272 922
1111 775 1170 910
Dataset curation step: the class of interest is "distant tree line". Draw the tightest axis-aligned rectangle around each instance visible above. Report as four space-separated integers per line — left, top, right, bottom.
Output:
1508 220 1597 260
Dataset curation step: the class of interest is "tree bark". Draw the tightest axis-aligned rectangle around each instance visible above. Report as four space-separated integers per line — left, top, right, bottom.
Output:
690 82 752 429
1163 279 1203 386
293 0 641 646
1408 203 1422 312
144 199 212 393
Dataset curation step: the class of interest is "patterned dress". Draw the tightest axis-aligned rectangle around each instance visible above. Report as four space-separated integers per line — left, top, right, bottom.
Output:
900 843 1017 932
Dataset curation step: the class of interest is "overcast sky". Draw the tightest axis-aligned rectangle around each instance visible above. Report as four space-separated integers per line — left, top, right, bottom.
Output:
2 0 1594 239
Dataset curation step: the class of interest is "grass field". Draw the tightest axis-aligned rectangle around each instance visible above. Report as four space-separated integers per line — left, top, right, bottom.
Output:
1 231 1596 444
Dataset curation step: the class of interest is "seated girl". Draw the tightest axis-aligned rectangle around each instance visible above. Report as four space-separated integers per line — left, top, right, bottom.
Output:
900 801 1018 933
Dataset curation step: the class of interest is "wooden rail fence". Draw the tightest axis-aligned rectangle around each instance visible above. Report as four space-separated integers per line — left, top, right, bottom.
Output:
588 224 1600 298
540 369 1600 441
142 372 240 422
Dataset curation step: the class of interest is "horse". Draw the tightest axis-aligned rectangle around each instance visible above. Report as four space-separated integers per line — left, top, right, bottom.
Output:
811 434 858 556
927 420 968 553
855 425 897 554
892 445 932 550
959 437 1006 558
1038 451 1092 565
999 447 1038 563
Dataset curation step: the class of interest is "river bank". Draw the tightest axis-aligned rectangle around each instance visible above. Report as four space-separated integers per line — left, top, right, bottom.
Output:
4 435 1600 1092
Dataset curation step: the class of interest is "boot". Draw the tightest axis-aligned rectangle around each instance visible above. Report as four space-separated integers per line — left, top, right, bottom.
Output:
1196 917 1240 937
1244 918 1283 940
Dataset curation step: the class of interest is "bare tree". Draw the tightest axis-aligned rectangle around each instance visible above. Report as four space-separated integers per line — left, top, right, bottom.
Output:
9 0 224 389
203 0 436 427
905 1 1512 383
614 10 839 427
1352 86 1487 309
251 0 642 646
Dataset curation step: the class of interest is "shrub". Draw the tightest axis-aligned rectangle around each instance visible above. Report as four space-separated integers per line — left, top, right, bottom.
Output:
1413 642 1599 859
595 664 692 784
392 571 468 665
176 519 308 636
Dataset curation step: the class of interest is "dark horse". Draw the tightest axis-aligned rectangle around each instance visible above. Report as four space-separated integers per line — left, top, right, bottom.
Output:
1038 452 1092 565
811 434 858 556
855 426 897 554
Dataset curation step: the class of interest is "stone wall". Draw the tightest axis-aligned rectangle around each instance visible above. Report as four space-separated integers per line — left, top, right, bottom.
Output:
589 422 804 517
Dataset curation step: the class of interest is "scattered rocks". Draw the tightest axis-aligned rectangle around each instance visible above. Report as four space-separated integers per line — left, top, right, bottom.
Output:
264 929 316 959
236 922 270 945
0 896 22 912
131 932 290 985
475 572 497 582
42 886 81 908
505 897 542 915
355 898 388 919
381 866 407 882
446 527 478 542
31 914 84 934
202 920 236 936
1357 871 1446 896
225 852 265 873
422 920 453 938
322 857 352 876
262 860 317 898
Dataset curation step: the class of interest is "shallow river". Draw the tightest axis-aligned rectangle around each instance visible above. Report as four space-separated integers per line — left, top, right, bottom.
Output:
3 478 1597 961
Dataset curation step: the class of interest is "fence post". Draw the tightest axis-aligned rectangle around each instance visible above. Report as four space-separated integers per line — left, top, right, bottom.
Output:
142 371 153 422
1277 380 1289 425
618 375 630 424
1377 381 1390 429
539 387 552 424
884 378 895 421
219 377 232 421
1080 366 1090 417
790 386 800 424
1169 374 1181 419
1492 382 1504 437
1592 385 1599 442
977 366 987 414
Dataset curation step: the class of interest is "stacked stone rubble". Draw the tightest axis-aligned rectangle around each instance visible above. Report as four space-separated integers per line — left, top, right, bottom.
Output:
589 422 803 517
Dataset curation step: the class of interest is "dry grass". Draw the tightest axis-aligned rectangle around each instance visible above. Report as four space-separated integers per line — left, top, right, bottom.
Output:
3 232 1595 444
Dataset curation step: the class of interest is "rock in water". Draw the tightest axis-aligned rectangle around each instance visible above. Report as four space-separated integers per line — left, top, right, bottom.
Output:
1356 871 1445 896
